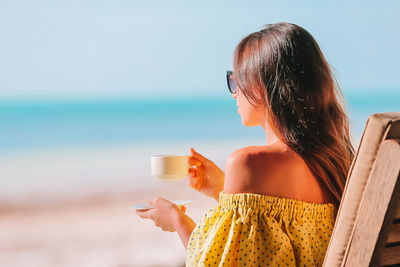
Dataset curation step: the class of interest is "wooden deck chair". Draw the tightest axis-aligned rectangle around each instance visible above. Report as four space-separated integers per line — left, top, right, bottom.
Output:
323 112 400 267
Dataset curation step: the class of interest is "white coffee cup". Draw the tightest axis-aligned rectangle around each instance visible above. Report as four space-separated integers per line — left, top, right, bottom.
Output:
150 155 190 181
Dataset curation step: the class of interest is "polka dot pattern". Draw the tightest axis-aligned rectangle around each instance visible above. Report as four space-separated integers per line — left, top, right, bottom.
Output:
186 192 337 266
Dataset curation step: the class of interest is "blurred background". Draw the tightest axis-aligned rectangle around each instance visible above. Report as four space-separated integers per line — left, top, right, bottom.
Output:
0 0 399 266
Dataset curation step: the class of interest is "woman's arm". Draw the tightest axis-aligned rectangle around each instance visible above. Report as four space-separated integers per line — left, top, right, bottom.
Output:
171 210 197 250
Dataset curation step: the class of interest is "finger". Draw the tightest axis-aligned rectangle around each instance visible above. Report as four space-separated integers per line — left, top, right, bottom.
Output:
149 197 163 207
148 197 162 206
188 166 199 183
188 167 197 177
189 157 202 167
190 148 210 163
188 174 201 191
151 197 176 209
189 177 199 190
147 198 155 206
136 209 151 218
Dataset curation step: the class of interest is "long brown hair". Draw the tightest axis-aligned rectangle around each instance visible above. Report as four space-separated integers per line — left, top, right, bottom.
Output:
233 22 355 207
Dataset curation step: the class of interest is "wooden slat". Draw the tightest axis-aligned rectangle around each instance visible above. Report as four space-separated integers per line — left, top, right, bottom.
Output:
386 224 400 243
343 140 400 267
372 141 400 267
394 203 400 220
379 246 400 266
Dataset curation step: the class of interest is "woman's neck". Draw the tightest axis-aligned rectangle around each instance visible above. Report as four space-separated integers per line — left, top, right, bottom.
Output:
262 121 280 145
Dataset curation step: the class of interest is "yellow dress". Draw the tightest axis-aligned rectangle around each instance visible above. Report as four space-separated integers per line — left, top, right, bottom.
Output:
186 191 337 267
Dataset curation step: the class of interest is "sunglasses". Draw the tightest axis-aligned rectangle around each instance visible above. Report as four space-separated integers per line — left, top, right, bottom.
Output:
226 70 237 94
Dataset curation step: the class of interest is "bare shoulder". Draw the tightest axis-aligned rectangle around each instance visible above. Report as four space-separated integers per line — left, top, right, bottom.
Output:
225 144 291 170
223 143 297 194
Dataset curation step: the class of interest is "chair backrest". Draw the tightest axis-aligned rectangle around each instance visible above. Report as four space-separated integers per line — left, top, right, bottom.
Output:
323 112 400 267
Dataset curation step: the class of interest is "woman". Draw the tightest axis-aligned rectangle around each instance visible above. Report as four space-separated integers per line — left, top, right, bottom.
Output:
136 22 354 266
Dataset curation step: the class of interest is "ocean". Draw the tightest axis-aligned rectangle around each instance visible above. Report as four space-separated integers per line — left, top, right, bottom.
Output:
0 93 398 202
0 97 261 152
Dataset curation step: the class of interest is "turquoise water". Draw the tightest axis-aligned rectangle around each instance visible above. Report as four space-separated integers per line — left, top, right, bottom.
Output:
0 94 399 153
0 97 259 152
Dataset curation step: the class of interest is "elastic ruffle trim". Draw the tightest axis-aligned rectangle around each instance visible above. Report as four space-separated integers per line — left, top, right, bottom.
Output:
218 191 337 221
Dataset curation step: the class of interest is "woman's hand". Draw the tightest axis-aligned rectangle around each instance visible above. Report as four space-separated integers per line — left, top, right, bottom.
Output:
188 148 225 201
136 197 186 232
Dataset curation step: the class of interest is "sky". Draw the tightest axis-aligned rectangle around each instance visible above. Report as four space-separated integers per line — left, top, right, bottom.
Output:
0 0 399 100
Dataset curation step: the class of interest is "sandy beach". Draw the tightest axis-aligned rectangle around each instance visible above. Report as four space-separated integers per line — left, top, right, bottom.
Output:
0 182 217 267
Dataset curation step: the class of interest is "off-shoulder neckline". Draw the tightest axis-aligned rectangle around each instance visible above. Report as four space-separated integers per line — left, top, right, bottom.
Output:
219 191 336 207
